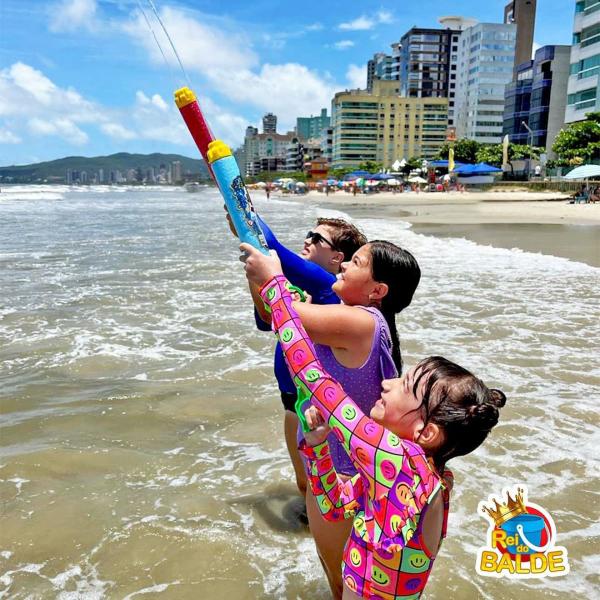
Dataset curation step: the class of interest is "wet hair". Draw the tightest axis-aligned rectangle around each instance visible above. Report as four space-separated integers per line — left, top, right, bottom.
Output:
411 356 506 470
369 240 421 374
317 217 367 262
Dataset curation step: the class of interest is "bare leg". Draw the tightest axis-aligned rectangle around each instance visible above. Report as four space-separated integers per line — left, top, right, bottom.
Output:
306 482 353 600
284 411 307 496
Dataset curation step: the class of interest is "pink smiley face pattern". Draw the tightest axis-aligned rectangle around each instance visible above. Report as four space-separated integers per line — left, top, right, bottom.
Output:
260 274 452 600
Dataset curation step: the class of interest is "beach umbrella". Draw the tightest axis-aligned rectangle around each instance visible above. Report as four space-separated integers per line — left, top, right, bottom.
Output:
563 164 600 179
348 170 371 177
326 178 338 185
370 173 394 180
295 181 306 187
408 176 427 183
387 178 400 185
355 177 365 187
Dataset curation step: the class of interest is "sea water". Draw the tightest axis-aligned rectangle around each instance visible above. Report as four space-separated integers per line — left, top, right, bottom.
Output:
0 185 598 599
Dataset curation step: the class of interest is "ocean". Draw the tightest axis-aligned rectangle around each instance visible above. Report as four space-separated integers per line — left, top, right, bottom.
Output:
1 185 598 599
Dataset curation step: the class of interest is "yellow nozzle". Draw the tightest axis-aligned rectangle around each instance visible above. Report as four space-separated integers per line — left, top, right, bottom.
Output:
207 140 232 164
174 87 197 109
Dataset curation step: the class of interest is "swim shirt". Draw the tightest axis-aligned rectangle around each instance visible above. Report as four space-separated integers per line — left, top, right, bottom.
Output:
260 274 452 600
299 306 398 475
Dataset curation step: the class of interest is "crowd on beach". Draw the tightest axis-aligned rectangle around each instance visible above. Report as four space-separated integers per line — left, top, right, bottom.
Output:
223 207 506 599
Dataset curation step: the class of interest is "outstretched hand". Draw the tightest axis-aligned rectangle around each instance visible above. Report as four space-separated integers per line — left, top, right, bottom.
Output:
240 243 283 287
303 405 331 447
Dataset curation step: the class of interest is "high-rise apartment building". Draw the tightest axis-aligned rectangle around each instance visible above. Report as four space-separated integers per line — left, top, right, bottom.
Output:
262 113 277 133
296 108 330 140
171 161 182 184
504 0 537 74
503 45 570 155
391 27 459 99
331 79 447 169
454 22 517 142
243 122 295 176
367 52 393 91
566 0 600 123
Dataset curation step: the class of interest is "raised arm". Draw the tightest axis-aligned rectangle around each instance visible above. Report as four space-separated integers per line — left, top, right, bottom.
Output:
257 216 338 300
259 273 418 495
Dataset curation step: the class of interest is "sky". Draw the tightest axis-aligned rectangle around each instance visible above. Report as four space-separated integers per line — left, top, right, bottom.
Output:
0 0 575 166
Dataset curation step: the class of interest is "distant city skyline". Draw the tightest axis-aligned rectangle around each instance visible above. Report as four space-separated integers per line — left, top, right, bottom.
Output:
1 0 574 166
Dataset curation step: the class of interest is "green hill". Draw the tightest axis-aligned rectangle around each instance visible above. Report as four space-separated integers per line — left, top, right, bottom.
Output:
0 152 209 183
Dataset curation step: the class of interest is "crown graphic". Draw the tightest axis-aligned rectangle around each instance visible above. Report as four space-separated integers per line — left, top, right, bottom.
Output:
482 488 527 527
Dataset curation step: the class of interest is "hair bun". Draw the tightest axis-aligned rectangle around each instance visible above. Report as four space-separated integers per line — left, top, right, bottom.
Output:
488 388 507 408
467 403 499 430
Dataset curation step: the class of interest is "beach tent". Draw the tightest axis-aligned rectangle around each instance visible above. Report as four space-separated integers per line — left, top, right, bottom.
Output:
563 164 600 179
454 163 501 175
370 173 394 180
387 178 400 186
428 160 466 169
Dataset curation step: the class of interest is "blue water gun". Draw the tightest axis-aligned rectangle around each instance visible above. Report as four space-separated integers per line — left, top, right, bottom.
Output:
174 87 268 255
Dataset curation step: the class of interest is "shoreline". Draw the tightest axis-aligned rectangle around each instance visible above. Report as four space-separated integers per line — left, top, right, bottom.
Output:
270 190 600 267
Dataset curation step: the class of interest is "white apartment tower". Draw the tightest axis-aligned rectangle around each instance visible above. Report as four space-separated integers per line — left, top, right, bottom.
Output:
566 0 600 122
454 22 517 142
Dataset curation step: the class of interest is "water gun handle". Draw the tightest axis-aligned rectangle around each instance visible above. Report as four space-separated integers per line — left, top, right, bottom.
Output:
208 141 269 255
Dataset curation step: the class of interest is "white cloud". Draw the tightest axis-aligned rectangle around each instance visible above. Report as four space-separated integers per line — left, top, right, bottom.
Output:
376 10 393 25
123 7 258 74
334 40 355 50
0 129 21 144
122 8 337 134
49 0 97 33
101 123 137 140
28 116 89 145
346 64 367 89
0 63 99 125
213 63 336 132
0 61 251 151
338 11 393 31
306 23 324 31
339 16 375 31
532 42 541 58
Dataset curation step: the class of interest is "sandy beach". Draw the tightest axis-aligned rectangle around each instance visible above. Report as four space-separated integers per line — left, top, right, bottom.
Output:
275 190 600 267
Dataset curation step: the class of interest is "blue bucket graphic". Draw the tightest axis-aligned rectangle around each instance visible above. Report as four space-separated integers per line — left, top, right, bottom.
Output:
501 514 547 555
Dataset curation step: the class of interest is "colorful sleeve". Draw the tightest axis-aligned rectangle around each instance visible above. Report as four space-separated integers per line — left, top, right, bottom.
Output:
299 440 363 521
256 216 337 301
259 274 425 503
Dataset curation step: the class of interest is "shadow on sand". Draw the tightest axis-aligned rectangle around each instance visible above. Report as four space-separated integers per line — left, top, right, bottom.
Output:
229 483 309 533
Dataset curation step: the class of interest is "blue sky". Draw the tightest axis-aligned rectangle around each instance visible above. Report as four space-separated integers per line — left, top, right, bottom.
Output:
0 0 575 166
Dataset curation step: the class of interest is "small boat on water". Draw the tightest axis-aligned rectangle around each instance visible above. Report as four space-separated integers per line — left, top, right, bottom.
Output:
184 182 201 193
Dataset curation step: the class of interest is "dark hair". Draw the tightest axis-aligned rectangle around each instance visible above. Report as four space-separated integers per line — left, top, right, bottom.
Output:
369 240 421 374
412 356 506 471
317 217 367 262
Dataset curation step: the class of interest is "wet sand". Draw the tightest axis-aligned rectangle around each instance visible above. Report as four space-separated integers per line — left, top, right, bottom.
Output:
276 190 600 267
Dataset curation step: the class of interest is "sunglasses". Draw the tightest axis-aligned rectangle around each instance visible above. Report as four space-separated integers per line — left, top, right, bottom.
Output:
306 230 338 250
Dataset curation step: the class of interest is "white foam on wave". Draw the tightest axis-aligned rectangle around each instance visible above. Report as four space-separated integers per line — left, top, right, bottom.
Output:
0 190 65 201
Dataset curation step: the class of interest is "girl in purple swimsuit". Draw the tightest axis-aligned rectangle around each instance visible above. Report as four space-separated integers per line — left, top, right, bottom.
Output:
243 252 506 600
243 239 421 599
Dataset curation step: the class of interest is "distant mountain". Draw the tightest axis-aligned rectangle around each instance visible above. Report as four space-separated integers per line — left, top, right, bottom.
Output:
0 152 210 183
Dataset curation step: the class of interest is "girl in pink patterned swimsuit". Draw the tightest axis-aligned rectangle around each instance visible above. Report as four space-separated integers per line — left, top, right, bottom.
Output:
243 247 506 600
